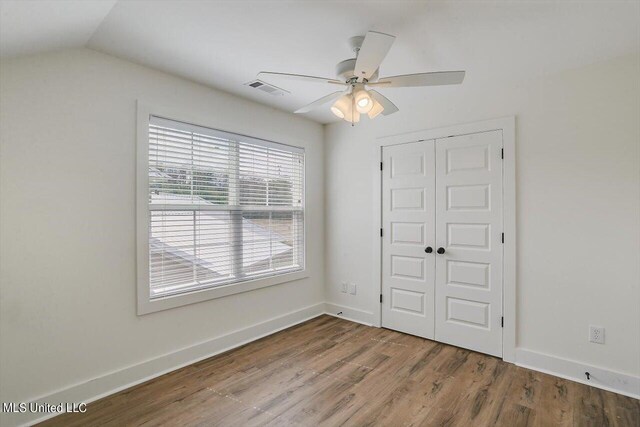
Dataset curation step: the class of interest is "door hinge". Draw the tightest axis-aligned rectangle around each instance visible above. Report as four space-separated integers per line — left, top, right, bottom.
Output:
380 294 383 303
501 316 504 327
380 161 383 171
501 148 504 159
380 228 383 237
501 233 504 244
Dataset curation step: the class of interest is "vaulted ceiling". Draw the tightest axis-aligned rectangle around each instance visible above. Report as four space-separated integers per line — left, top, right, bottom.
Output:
2 0 639 123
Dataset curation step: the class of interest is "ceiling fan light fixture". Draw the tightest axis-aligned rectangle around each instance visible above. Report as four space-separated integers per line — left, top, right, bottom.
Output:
353 86 373 114
331 95 351 119
357 97 371 112
330 106 345 119
330 94 360 124
368 98 385 119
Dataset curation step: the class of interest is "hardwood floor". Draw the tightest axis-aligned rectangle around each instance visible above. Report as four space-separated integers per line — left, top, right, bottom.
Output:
40 315 639 427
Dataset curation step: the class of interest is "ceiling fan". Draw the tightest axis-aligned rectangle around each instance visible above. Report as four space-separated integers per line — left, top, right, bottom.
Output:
257 31 465 125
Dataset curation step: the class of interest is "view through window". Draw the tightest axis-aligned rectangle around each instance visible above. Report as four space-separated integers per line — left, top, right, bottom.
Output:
148 116 304 298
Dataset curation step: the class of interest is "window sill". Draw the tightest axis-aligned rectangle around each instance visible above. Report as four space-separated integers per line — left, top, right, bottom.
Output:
137 270 309 315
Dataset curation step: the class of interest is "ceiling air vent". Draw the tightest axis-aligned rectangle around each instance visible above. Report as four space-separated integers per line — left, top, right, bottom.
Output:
244 79 289 96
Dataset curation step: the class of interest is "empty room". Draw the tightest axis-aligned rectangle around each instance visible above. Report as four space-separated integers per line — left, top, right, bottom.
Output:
1 0 639 426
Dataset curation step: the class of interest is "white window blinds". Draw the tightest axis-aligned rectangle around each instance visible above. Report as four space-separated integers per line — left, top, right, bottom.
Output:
148 116 304 298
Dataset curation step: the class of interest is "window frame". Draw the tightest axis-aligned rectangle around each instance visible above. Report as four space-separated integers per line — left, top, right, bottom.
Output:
136 102 308 315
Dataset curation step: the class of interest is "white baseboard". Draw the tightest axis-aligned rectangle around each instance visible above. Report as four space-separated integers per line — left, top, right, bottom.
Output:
4 303 326 427
516 348 640 399
324 302 375 326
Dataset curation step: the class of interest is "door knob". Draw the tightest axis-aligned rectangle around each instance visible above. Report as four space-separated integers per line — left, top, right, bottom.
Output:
424 246 433 253
437 247 446 254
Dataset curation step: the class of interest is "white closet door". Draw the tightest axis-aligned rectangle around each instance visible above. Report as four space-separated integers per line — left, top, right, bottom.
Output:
434 131 503 357
381 140 435 339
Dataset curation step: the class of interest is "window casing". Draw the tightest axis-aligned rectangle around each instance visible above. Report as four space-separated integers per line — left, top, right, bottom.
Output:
142 115 305 307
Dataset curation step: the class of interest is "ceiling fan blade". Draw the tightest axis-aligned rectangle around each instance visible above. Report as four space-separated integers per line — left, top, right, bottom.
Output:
354 31 396 81
258 72 346 85
368 71 465 88
369 90 399 116
294 91 346 114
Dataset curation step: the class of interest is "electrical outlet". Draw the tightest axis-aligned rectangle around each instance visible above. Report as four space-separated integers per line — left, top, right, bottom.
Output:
341 282 347 293
589 326 605 344
349 283 357 295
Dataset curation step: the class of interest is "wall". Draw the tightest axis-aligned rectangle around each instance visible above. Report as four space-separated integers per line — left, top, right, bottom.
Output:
0 48 325 425
1 46 638 425
325 54 640 380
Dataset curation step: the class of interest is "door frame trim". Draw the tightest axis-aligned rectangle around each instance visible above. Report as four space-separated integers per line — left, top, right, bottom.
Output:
372 116 516 362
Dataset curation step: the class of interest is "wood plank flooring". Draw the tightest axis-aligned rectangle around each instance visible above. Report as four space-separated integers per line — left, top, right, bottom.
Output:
40 315 640 427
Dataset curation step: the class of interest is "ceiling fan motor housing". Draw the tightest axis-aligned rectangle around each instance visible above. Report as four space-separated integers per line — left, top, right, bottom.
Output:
336 58 378 83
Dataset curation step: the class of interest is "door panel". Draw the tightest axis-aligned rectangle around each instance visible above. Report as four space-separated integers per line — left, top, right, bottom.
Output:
447 184 490 211
435 131 503 357
391 188 425 210
447 260 490 288
382 140 435 339
391 288 425 314
390 222 425 245
447 223 491 248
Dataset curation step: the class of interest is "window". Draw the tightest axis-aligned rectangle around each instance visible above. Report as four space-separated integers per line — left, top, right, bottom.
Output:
142 115 305 306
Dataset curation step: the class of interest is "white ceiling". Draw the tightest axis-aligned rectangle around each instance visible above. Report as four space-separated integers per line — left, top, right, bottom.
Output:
2 1 639 123
0 0 117 58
